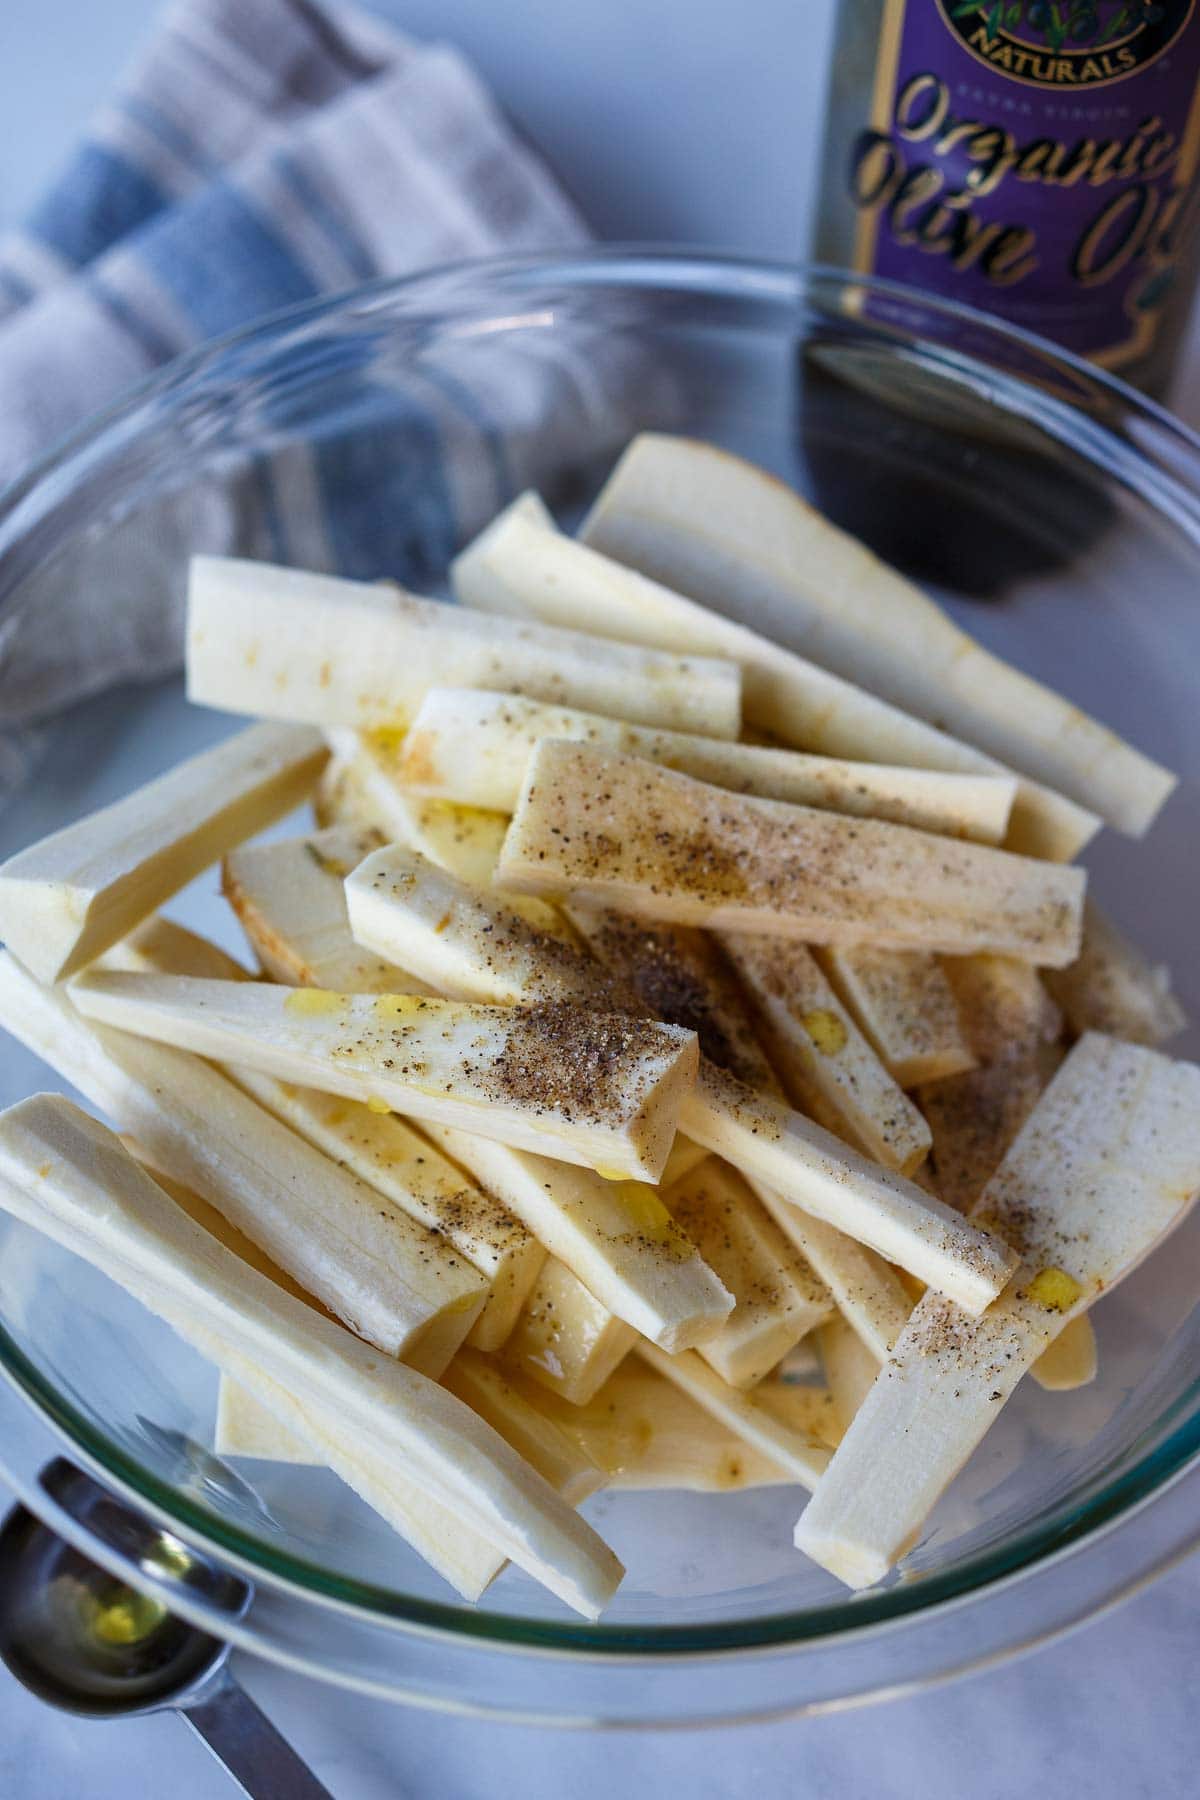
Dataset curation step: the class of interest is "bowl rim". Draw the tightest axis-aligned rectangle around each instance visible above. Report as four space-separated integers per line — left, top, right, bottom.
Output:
2 245 1199 1660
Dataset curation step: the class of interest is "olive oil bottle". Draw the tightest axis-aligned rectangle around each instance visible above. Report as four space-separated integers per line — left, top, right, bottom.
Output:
812 0 1200 394
800 2 1200 592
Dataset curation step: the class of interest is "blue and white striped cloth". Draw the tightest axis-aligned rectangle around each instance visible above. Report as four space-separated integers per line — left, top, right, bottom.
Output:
0 0 665 801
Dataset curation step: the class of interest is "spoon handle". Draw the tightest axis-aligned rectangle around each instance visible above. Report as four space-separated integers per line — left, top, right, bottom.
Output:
182 1676 335 1800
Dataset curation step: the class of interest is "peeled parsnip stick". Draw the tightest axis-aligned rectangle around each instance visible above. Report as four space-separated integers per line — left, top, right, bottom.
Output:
507 1362 842 1492
321 732 564 934
683 1063 1016 1315
503 1257 638 1406
635 1344 831 1489
71 974 697 1186
441 1351 608 1509
795 1035 1200 1590
186 555 742 738
231 1072 543 1355
1043 900 1188 1047
580 435 1174 837
723 935 931 1176
563 903 782 1095
422 1122 731 1353
0 1096 623 1618
454 495 1099 862
217 1375 318 1465
498 742 1086 967
818 1315 882 1437
396 687 1016 843
664 1159 833 1388
749 1191 913 1363
919 956 1065 1215
0 954 482 1362
817 947 976 1088
193 1339 511 1601
0 723 326 984
346 849 1016 1312
222 826 437 993
110 914 528 1356
100 917 255 982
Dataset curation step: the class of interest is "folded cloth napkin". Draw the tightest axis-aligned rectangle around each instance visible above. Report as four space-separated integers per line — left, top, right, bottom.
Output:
0 0 664 804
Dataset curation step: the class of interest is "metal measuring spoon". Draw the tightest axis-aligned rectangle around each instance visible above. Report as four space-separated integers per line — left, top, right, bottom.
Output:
0 1461 332 1799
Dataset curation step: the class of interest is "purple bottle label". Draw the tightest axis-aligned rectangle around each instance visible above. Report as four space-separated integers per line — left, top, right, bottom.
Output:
851 1 1200 367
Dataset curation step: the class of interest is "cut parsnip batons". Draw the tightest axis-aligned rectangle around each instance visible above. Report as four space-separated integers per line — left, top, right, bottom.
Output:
0 723 326 983
0 1095 622 1618
795 1035 1200 1590
502 1256 638 1405
664 1159 833 1388
454 495 1099 861
346 848 1016 1312
563 902 782 1095
497 742 1086 966
441 1351 607 1508
581 435 1174 836
319 737 565 935
222 826 432 993
229 1072 542 1355
421 1122 732 1353
100 917 254 982
0 954 481 1365
750 1194 913 1363
1043 900 1188 1047
635 1344 831 1489
186 556 741 738
818 947 976 1088
818 1315 883 1437
70 974 698 1185
396 687 1016 844
723 934 931 1175
509 1362 842 1491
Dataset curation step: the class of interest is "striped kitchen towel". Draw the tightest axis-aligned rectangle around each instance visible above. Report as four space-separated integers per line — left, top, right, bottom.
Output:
0 0 668 801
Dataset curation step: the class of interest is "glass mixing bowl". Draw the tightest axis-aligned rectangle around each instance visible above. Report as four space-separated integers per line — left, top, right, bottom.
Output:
0 251 1198 1725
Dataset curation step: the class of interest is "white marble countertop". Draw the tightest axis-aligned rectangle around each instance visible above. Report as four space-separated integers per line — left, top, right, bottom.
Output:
2 3 1199 1794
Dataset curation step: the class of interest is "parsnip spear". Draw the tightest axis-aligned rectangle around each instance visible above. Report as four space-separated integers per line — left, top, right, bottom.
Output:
186 555 742 738
918 956 1064 1215
222 826 435 993
421 1122 732 1353
580 435 1174 836
0 1095 623 1618
504 1362 843 1491
817 947 976 1088
100 916 255 982
396 688 1016 844
498 742 1086 966
1043 900 1188 1047
70 974 698 1186
107 913 531 1354
453 495 1099 861
749 1193 914 1363
0 953 484 1364
319 732 565 935
230 1073 543 1354
635 1344 831 1489
217 1357 843 1492
502 1256 638 1405
722 934 931 1175
0 723 326 984
794 1035 1200 1589
663 1158 833 1388
562 903 782 1095
346 846 1018 1311
817 1316 881 1436
441 1351 608 1508
207 1345 511 1600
